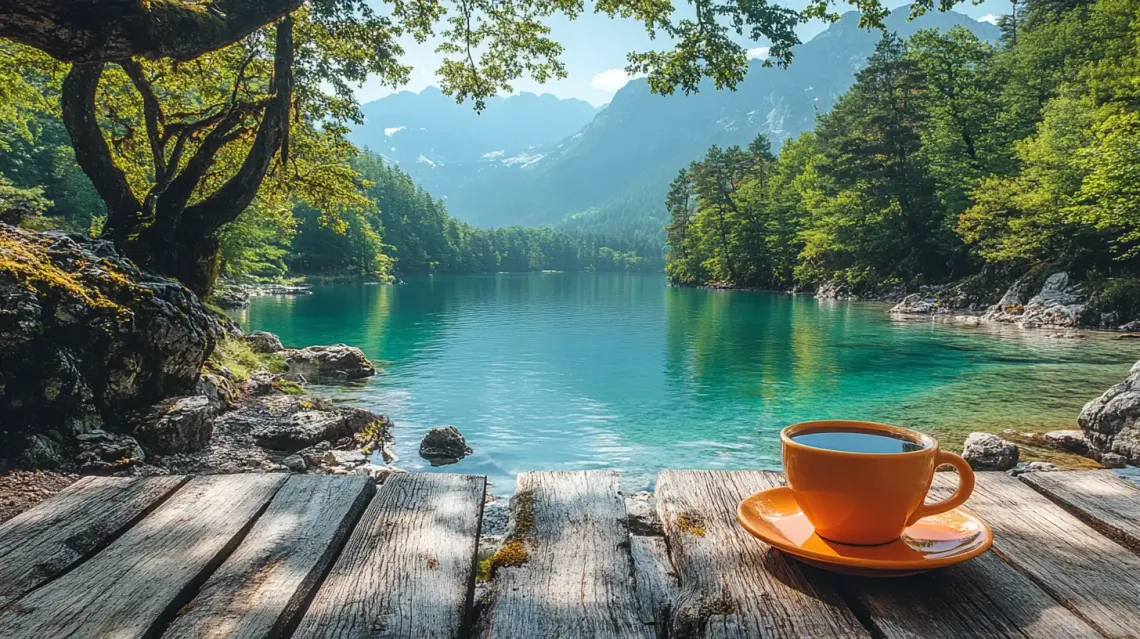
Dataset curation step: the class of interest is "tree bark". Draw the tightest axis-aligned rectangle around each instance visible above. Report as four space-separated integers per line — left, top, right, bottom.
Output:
0 0 302 63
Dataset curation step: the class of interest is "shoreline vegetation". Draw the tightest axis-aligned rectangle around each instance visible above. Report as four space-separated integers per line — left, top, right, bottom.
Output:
663 5 1140 333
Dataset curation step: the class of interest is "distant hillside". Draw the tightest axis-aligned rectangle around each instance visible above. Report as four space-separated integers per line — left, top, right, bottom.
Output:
347 88 597 202
353 8 999 236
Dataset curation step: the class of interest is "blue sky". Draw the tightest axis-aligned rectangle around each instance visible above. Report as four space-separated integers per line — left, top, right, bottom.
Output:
360 0 1010 107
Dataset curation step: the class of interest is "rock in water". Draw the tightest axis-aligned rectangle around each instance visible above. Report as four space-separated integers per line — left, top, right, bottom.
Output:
284 344 377 383
1079 361 1140 465
419 426 473 466
889 293 939 316
1043 430 1089 455
244 330 284 353
0 224 216 466
962 432 1020 470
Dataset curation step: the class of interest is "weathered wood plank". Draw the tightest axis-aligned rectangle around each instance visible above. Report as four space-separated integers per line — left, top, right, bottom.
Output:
477 470 651 639
0 475 187 606
162 475 374 639
837 552 1100 638
0 474 285 638
655 470 867 638
293 472 485 639
1019 470 1140 554
933 471 1140 637
631 535 679 638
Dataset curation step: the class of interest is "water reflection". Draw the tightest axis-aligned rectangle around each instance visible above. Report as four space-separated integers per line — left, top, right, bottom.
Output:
238 274 1137 491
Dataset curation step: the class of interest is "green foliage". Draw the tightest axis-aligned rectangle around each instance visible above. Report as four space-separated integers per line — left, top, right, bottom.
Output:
207 338 286 381
290 151 660 278
667 0 1140 292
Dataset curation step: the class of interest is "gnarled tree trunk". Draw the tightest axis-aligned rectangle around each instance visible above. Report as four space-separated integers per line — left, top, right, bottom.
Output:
58 16 295 296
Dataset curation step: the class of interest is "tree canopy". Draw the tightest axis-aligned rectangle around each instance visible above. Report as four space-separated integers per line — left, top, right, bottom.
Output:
666 0 1140 298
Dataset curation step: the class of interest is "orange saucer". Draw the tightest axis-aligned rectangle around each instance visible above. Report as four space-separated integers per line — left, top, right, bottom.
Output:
737 486 993 577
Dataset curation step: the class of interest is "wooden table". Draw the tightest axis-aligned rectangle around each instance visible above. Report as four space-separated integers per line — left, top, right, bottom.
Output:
0 469 1137 638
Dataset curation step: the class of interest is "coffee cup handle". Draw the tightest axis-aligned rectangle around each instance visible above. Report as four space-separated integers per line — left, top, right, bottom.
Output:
906 451 976 526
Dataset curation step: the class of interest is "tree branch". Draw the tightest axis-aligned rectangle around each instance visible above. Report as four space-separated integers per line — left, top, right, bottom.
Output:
119 59 167 185
60 62 141 242
0 0 304 63
181 15 294 236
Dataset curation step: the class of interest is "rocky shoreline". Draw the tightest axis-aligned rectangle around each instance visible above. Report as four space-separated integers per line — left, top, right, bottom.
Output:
0 223 473 487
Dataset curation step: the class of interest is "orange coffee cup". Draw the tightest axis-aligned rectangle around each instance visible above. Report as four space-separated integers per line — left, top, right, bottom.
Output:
781 420 975 546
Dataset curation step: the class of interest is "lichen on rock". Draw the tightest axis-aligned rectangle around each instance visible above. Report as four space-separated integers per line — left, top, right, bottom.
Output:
0 224 216 467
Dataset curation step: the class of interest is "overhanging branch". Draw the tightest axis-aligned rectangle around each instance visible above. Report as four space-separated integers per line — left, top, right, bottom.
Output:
0 0 304 63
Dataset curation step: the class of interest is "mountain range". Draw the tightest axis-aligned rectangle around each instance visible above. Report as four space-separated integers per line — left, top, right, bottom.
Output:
348 8 1000 235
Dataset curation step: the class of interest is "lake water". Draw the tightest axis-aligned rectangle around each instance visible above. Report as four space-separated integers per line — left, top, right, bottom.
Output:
233 273 1136 492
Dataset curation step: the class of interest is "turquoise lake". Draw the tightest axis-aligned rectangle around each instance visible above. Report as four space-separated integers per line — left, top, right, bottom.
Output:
233 273 1137 492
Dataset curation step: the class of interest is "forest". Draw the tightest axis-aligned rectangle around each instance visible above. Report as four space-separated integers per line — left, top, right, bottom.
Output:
0 94 660 281
665 0 1140 311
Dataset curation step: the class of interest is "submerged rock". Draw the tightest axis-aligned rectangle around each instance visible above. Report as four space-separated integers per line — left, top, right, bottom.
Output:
1078 361 1140 465
284 345 377 383
419 426 473 466
244 330 284 353
962 432 1020 471
0 224 216 466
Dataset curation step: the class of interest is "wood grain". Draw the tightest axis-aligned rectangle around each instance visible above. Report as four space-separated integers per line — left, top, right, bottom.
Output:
293 472 485 639
838 552 1099 638
631 535 679 638
162 475 374 639
0 475 186 606
933 471 1140 637
655 470 867 638
1019 470 1140 554
0 474 285 638
477 471 651 639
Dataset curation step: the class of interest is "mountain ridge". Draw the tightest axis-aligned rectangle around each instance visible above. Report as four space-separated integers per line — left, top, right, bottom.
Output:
350 8 1000 234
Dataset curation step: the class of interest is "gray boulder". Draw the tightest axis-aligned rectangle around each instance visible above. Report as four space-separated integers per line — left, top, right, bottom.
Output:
1078 361 1140 465
284 345 377 383
75 430 145 470
1043 430 1089 455
962 432 1020 471
419 426 473 466
983 272 1086 328
0 224 216 467
132 395 216 455
211 286 250 310
1101 452 1128 469
1010 461 1058 476
220 394 388 452
815 280 858 301
244 330 284 353
196 372 237 412
888 293 939 316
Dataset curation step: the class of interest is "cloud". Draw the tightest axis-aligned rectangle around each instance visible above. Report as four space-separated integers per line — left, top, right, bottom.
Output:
978 13 1000 24
747 47 770 60
590 69 644 93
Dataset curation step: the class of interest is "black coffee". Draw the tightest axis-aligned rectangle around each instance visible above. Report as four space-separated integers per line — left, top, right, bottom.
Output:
791 430 927 454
